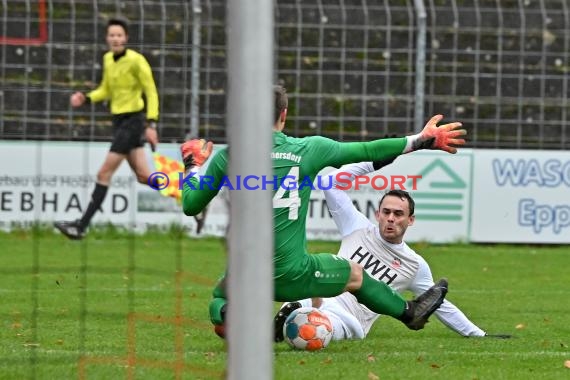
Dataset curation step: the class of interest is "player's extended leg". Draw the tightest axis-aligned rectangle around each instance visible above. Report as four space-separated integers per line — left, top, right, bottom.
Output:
345 261 448 330
274 253 406 315
275 254 447 331
54 151 125 240
343 260 408 317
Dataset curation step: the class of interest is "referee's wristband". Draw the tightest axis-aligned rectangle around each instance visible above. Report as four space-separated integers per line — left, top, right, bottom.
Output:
146 121 157 129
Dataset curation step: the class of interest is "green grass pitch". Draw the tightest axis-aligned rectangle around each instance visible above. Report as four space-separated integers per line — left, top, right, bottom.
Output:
0 228 569 379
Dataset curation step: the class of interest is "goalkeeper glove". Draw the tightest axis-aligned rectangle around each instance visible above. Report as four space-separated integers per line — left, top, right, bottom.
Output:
407 114 466 154
181 139 213 171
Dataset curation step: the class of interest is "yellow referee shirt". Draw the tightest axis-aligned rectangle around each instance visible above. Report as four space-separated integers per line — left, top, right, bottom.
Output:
87 49 159 121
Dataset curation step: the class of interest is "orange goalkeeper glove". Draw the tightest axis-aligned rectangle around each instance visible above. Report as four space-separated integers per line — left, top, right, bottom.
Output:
181 139 213 170
407 114 466 154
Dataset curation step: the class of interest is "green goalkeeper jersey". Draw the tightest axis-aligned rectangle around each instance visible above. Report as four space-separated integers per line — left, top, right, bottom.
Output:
182 132 407 275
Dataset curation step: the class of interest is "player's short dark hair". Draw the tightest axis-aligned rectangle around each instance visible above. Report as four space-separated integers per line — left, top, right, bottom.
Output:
378 189 415 216
274 85 288 123
107 17 129 35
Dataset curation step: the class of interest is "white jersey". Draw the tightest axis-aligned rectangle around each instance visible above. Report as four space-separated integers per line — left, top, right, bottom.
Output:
315 162 485 338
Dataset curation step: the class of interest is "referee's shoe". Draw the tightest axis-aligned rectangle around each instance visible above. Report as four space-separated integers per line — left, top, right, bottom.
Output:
54 220 85 240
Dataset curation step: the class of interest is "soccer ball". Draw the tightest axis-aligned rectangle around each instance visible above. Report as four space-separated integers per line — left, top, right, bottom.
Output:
283 307 333 351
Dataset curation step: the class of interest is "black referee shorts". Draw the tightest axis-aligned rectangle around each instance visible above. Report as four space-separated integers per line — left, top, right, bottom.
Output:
109 111 146 154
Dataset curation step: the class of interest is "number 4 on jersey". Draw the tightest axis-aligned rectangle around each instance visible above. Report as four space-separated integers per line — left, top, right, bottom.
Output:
273 166 300 220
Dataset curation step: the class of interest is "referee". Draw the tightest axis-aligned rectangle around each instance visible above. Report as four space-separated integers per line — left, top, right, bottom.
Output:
55 18 160 240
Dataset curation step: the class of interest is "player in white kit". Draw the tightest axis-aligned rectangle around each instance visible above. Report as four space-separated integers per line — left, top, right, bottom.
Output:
283 161 505 340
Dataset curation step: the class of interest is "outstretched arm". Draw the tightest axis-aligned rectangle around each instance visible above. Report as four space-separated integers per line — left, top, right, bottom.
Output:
410 256 486 337
324 162 376 237
308 115 465 173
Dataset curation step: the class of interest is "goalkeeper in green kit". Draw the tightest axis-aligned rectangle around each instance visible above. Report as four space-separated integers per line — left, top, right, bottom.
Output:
181 85 466 340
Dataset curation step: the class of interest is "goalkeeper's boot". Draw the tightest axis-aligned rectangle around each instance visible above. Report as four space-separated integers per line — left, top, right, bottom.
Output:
403 278 448 330
53 220 85 241
273 302 302 342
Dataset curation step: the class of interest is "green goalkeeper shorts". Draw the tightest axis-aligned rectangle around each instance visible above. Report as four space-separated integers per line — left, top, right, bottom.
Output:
274 253 351 302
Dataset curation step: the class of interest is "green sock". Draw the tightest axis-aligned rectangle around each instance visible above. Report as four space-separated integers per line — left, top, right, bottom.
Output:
353 271 406 318
209 297 227 325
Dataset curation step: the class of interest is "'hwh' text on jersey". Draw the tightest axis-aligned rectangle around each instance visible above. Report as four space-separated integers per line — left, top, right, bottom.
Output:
350 246 398 285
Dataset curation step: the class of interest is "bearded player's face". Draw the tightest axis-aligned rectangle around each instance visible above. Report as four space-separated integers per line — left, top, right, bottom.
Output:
375 195 414 244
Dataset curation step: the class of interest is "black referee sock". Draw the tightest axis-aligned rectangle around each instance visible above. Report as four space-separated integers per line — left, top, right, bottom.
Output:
79 183 108 230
